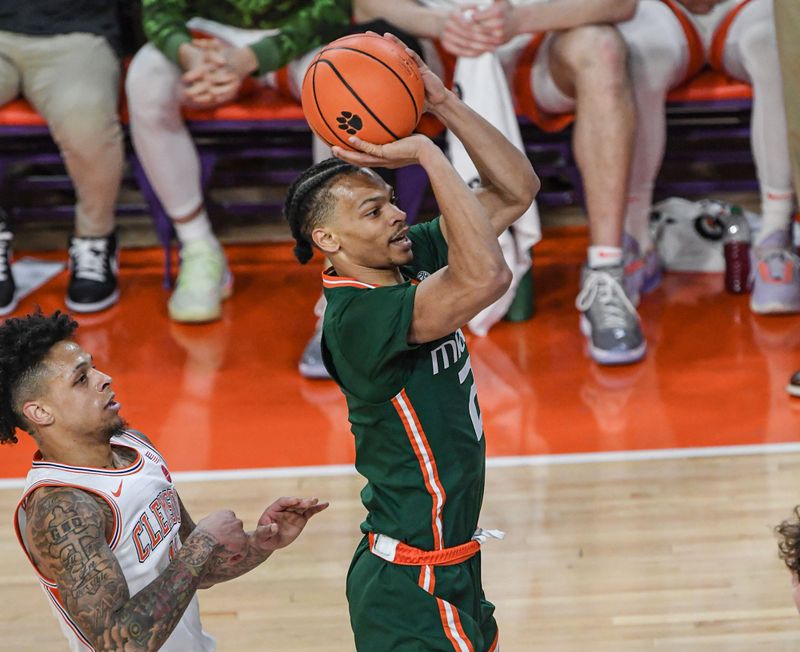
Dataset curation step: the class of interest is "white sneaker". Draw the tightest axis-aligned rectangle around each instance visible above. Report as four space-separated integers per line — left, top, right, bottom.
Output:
168 240 232 323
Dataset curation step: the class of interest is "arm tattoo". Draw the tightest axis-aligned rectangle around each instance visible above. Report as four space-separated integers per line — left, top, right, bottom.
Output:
27 487 218 651
201 538 273 588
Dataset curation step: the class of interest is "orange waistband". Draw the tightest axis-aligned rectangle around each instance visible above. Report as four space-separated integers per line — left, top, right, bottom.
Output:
368 532 480 567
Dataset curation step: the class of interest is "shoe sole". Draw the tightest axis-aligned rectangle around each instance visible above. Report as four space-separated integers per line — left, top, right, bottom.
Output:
750 299 800 315
580 314 647 366
169 273 234 324
787 383 800 397
0 295 19 316
65 289 120 314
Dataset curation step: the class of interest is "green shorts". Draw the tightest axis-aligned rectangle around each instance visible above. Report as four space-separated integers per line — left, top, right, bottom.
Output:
346 536 499 651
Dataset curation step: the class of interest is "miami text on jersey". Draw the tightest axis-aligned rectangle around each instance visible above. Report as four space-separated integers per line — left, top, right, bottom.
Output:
430 329 467 376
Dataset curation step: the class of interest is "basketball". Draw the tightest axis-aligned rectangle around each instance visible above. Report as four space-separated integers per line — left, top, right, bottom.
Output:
301 34 425 150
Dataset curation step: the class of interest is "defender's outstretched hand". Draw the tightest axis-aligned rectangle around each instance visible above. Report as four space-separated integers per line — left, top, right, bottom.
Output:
252 497 329 552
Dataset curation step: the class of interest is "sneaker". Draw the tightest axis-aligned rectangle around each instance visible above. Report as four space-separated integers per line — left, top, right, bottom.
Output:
623 233 662 306
576 265 647 366
168 239 232 323
0 218 17 315
66 232 120 313
750 229 800 314
788 370 800 397
298 327 332 379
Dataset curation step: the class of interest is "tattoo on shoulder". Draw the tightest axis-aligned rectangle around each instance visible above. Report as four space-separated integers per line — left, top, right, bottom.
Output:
27 487 129 627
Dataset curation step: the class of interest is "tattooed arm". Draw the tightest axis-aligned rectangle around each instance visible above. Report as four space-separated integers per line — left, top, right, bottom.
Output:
25 486 247 651
198 496 329 588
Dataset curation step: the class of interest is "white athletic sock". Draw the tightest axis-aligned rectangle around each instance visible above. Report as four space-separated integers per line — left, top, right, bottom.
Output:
757 188 795 244
588 245 623 269
173 210 216 246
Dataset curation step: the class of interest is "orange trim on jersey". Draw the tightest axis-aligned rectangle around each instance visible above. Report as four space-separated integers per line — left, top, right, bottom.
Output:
488 630 500 652
31 444 143 476
418 564 436 594
514 2 704 131
14 482 122 588
437 598 475 652
322 268 377 290
392 389 447 550
513 34 575 133
660 0 706 79
709 0 755 72
369 531 480 566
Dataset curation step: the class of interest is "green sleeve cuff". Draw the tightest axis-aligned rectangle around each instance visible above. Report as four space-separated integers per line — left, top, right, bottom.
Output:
163 32 193 67
248 36 284 75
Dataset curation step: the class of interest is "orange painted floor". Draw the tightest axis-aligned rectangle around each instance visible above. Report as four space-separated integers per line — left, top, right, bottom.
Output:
1 226 799 478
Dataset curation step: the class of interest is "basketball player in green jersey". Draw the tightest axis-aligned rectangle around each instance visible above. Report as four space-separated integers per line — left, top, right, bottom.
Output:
284 34 539 651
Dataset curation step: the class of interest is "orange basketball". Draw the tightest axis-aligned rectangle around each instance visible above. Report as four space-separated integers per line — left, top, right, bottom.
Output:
301 34 425 150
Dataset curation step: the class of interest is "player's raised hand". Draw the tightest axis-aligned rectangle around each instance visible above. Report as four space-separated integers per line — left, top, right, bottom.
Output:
377 32 450 111
251 497 329 552
332 133 437 170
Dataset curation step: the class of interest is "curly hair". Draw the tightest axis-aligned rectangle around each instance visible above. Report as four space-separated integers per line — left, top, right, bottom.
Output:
776 506 800 575
283 158 360 264
0 310 78 444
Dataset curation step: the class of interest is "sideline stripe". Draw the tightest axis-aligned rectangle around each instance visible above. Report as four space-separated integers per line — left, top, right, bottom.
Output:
2 442 800 489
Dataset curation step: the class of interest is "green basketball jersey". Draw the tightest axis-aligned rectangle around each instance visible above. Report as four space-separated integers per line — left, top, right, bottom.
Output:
322 217 487 552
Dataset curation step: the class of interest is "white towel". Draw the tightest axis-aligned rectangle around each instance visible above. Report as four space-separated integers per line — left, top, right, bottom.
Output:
446 52 541 335
417 1 542 334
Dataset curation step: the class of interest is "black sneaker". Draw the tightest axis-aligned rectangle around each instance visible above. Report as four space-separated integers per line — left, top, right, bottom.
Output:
66 232 120 313
0 218 17 315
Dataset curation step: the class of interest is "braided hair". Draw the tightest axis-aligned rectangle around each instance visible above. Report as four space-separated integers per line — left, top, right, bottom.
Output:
284 158 360 264
0 310 77 443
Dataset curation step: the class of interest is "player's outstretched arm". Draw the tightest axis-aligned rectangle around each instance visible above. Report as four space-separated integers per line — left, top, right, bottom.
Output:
198 496 329 588
25 486 247 651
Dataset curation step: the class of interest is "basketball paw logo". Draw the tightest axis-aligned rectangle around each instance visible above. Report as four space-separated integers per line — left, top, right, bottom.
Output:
336 111 363 135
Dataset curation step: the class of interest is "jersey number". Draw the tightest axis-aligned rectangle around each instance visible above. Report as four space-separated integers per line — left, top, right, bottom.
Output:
458 355 483 441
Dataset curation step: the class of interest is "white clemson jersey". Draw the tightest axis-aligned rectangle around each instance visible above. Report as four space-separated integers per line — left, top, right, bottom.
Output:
14 430 216 652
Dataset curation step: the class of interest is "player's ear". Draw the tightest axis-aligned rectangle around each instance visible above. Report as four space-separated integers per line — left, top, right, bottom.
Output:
22 400 54 428
312 227 340 256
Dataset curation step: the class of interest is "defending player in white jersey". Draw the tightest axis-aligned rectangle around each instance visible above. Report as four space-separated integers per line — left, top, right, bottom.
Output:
2 310 328 651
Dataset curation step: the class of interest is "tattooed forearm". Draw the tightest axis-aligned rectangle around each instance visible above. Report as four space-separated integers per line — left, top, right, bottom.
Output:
201 536 273 588
26 487 218 652
98 530 217 650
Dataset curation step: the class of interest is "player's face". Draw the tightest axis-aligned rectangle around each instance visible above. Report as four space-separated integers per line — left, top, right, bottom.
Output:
38 341 123 441
328 171 413 269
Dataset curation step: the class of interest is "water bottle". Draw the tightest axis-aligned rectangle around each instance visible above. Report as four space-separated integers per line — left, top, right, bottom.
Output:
722 205 751 294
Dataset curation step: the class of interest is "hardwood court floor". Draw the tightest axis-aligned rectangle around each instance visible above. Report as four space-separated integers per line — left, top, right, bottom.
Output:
0 226 799 649
1 455 799 651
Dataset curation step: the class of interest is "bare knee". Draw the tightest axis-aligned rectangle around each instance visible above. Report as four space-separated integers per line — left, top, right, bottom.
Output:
551 25 629 83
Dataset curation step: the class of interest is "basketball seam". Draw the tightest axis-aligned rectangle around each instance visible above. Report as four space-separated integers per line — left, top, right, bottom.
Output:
309 61 353 149
324 46 421 122
315 59 401 141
